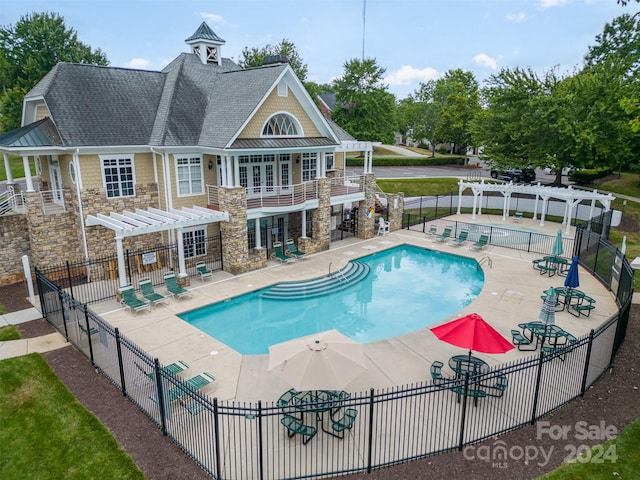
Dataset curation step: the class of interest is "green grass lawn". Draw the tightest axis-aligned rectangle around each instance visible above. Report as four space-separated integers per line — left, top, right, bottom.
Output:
0 155 36 182
538 417 640 479
0 354 144 480
0 325 20 341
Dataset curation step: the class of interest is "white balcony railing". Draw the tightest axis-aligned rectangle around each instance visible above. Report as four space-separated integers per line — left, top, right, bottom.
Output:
0 190 26 215
39 189 65 214
207 176 365 211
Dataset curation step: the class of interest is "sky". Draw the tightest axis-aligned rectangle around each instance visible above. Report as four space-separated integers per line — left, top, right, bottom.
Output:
1 0 634 99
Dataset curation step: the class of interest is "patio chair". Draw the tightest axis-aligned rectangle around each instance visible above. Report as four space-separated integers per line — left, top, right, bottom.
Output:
430 360 446 384
280 414 317 444
323 407 358 439
450 230 469 247
434 226 452 243
286 239 307 259
166 372 216 402
512 212 523 223
139 278 169 307
196 261 213 282
425 224 438 236
469 234 489 251
163 273 192 300
273 241 294 263
377 217 390 236
120 285 151 315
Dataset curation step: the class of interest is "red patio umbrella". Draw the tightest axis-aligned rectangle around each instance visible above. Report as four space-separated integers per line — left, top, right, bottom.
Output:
430 313 514 359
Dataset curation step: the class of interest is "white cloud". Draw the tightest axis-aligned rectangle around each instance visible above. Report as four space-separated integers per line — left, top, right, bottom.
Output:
473 53 498 70
537 0 571 9
506 12 526 22
125 58 152 69
384 65 440 86
201 13 225 25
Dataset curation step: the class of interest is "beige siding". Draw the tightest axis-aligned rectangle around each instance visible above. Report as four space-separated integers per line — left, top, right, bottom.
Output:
35 105 50 121
239 87 322 138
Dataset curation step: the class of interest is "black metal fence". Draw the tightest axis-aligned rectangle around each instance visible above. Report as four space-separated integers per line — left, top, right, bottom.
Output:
37 233 223 304
34 227 634 480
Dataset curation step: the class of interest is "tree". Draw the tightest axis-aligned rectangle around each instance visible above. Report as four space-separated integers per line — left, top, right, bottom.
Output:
431 69 481 155
237 39 308 83
0 12 108 132
331 58 397 144
397 81 439 155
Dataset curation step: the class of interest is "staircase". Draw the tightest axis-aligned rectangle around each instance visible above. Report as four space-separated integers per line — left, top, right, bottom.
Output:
260 262 371 300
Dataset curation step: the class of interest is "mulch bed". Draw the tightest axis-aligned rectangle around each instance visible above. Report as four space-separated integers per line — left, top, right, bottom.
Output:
2 281 639 479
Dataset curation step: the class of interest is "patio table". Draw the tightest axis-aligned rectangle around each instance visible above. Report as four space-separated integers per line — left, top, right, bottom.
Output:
554 287 586 311
543 256 571 276
518 322 569 348
448 355 489 406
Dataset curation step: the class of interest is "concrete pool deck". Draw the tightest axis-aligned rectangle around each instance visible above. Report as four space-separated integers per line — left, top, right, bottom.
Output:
94 214 619 403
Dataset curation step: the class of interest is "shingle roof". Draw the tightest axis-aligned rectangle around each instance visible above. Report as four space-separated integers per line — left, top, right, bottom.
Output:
21 48 336 150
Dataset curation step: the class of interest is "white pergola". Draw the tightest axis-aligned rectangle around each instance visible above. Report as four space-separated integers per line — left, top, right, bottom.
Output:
86 206 229 287
456 180 615 235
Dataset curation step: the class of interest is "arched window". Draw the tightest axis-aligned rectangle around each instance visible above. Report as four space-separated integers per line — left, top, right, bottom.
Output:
261 113 301 137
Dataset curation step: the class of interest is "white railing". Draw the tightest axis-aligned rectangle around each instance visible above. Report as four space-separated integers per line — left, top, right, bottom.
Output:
39 189 65 214
207 176 366 210
0 190 25 215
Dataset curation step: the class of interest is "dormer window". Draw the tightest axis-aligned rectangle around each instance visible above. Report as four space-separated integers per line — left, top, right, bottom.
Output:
262 113 301 137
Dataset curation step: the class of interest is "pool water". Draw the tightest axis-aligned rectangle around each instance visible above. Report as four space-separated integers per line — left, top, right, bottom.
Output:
179 245 485 354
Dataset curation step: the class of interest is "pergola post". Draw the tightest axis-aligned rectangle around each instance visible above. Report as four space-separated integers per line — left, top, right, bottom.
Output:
116 236 127 288
176 227 187 278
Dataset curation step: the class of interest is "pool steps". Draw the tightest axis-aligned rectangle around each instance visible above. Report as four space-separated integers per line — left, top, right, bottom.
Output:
261 262 371 300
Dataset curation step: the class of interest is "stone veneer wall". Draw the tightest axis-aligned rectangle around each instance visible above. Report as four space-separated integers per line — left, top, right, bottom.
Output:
24 190 82 268
81 184 162 258
385 192 405 231
218 187 267 274
303 178 331 253
357 173 378 239
0 214 30 285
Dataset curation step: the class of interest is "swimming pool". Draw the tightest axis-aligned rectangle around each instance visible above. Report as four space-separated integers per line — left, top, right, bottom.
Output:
179 245 485 354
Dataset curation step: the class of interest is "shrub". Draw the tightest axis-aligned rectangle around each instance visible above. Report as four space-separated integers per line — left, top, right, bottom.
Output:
568 167 613 185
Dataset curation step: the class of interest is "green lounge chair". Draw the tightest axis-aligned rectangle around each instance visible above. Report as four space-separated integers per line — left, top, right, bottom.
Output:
139 278 169 306
280 415 317 444
425 225 438 236
163 273 192 299
196 261 213 282
166 372 216 402
512 211 523 223
273 241 294 263
136 360 190 381
434 226 452 243
450 230 469 247
120 285 151 315
323 407 358 439
286 239 307 259
469 234 489 251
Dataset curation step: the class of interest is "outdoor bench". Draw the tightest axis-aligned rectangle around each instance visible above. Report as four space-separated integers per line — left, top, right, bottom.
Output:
280 414 317 444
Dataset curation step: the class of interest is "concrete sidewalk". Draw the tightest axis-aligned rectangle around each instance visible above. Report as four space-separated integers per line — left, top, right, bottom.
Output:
0 307 68 360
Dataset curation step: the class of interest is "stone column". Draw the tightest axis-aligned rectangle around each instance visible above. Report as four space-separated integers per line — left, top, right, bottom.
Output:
386 192 405 232
218 186 250 274
357 173 377 239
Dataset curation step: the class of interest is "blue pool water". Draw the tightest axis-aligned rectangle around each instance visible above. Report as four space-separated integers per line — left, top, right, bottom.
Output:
179 245 484 354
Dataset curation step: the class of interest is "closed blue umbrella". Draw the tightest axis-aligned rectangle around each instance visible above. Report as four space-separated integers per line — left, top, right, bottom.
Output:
564 256 580 290
552 229 564 257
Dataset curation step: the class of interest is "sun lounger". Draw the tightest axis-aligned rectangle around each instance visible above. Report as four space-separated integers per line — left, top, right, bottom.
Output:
139 278 169 306
286 239 307 259
512 212 523 223
469 234 489 251
450 230 469 247
166 372 216 402
120 285 151 315
274 241 294 263
434 226 452 243
163 273 192 299
196 261 213 282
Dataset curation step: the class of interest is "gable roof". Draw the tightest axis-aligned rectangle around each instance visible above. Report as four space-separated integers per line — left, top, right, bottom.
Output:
21 51 339 151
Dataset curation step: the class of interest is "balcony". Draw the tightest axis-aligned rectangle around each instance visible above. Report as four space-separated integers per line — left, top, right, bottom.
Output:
206 176 365 213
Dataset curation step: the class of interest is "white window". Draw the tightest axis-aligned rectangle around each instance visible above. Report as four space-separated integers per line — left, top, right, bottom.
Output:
183 227 206 258
301 152 317 182
101 156 135 198
261 113 301 137
326 153 335 170
176 155 203 196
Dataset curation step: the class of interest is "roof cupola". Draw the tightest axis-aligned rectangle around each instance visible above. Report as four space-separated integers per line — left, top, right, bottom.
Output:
185 22 226 65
